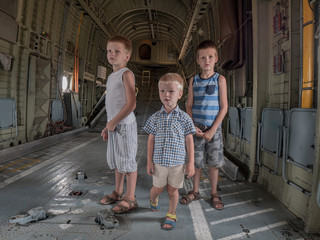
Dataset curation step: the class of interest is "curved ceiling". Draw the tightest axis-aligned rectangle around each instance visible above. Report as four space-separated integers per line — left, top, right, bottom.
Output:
78 0 210 59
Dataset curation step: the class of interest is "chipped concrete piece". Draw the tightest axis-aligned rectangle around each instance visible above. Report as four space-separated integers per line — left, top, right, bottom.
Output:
9 206 47 225
94 209 119 229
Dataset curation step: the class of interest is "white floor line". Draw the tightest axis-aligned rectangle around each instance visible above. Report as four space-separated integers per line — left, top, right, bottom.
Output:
220 183 244 188
202 179 228 183
210 208 274 225
220 189 253 197
216 221 288 240
200 183 244 192
205 198 263 212
189 200 214 240
0 136 100 189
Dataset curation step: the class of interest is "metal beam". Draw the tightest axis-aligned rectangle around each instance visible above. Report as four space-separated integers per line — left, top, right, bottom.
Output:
77 0 113 37
178 0 202 60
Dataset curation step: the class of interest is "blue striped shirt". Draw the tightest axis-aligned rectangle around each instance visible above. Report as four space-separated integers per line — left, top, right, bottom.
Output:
143 105 196 167
192 72 220 126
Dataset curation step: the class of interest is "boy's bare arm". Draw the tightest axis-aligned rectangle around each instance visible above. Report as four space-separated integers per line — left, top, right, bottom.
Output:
185 76 194 119
204 75 228 141
186 76 204 137
146 134 155 175
106 70 136 131
185 134 195 178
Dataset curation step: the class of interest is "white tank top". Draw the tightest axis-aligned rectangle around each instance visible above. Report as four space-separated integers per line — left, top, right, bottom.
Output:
105 67 135 124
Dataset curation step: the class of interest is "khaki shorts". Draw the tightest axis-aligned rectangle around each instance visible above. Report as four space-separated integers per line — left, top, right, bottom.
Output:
153 163 185 189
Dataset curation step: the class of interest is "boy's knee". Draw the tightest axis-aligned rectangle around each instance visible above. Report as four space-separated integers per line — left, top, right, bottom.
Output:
166 185 178 195
152 186 165 195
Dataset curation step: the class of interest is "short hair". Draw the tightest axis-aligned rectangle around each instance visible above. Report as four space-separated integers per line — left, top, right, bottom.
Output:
158 73 184 92
196 40 218 58
108 35 132 55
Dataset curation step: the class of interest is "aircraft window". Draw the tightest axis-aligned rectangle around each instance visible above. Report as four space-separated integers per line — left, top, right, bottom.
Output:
62 74 73 91
139 44 151 60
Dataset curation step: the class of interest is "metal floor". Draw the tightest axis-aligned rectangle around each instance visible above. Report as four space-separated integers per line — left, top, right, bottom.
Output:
0 101 319 240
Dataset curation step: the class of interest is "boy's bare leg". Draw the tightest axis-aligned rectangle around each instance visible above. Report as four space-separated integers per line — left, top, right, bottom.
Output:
209 166 219 194
193 168 202 193
180 168 202 204
209 166 223 209
150 186 165 204
112 170 137 211
115 169 125 195
167 184 179 214
125 170 137 200
164 184 179 228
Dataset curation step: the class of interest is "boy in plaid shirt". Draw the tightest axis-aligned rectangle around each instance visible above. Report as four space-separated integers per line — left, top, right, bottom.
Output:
143 73 196 230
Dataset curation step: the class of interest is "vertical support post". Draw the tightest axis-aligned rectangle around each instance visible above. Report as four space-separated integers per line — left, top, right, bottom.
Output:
301 0 315 108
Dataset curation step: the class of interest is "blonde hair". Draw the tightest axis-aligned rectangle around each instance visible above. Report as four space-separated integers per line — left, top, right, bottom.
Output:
158 73 184 91
108 35 132 55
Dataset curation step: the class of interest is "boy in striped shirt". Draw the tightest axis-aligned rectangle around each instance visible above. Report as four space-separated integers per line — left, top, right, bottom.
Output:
180 40 228 210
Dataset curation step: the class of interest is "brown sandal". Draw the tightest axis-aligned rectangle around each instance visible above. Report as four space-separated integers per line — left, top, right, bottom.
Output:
100 191 124 205
112 197 138 214
180 191 200 205
211 193 224 210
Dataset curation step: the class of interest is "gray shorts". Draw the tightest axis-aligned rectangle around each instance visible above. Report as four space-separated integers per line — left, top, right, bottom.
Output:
194 126 225 169
106 121 138 173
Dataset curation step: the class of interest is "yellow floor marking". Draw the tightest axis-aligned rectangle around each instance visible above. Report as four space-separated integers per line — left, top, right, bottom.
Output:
0 158 41 173
0 158 27 171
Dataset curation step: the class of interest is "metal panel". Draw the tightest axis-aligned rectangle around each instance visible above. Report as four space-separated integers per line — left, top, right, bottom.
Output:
257 108 283 174
282 108 316 195
287 108 316 167
242 107 252 142
228 107 241 137
0 0 18 43
26 56 51 141
0 98 16 129
63 92 82 128
261 108 283 153
51 100 64 123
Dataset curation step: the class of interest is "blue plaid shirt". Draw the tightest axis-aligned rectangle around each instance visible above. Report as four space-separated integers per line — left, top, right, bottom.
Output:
143 105 196 167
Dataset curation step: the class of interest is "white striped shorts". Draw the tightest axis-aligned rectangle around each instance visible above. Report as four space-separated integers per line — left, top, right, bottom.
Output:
106 121 138 173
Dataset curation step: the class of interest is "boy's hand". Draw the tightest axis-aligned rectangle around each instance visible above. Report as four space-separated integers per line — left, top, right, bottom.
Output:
106 120 116 132
146 162 154 176
185 163 195 178
195 127 204 137
101 127 108 141
203 130 215 142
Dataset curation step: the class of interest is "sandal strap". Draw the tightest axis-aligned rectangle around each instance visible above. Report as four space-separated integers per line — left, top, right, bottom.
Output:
109 190 124 200
123 196 138 208
112 191 119 199
180 191 200 205
101 190 123 204
112 197 138 214
150 197 159 207
114 202 129 212
166 212 177 221
188 190 200 198
211 194 221 200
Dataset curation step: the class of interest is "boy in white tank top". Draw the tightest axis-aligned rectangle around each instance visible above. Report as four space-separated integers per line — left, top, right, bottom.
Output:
100 36 138 213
